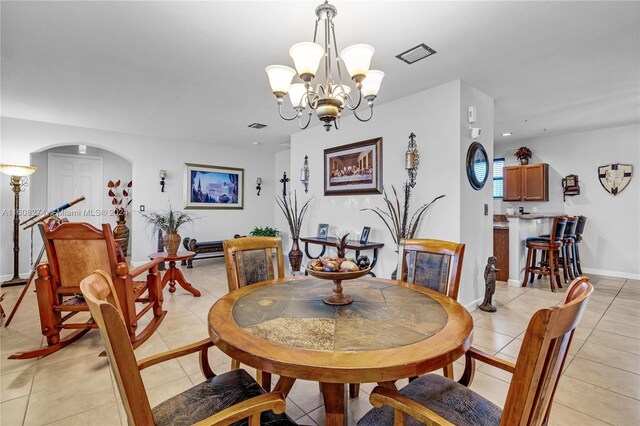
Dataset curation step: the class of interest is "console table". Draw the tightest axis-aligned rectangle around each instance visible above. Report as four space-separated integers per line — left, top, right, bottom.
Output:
300 236 384 277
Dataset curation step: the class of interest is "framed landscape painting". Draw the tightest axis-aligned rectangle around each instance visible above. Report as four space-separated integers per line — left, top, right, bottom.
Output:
184 163 244 209
324 137 383 195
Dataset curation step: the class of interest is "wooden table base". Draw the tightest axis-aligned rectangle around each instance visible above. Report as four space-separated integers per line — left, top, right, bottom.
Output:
162 260 201 297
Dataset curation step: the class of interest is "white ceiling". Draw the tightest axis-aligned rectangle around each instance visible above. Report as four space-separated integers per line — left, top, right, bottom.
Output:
2 1 639 152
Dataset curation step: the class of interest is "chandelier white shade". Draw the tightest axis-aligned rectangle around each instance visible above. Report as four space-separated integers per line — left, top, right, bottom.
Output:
289 42 324 78
265 65 296 95
265 0 384 131
340 44 375 79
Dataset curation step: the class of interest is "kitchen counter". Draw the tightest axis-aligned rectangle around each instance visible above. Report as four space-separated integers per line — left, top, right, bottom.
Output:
505 213 563 219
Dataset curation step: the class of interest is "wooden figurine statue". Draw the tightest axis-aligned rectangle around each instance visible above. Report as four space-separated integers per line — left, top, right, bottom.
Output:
479 256 500 312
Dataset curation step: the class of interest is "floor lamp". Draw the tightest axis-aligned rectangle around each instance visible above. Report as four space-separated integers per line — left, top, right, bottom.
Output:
1 164 37 287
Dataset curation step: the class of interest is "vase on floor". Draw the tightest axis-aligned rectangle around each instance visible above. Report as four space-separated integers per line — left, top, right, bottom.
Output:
289 237 303 275
113 214 130 256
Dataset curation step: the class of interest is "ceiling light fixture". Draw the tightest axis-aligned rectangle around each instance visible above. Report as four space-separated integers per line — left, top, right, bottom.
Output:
265 1 384 132
502 133 513 137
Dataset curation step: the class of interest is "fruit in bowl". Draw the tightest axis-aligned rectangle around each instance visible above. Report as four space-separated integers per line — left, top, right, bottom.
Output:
307 256 365 273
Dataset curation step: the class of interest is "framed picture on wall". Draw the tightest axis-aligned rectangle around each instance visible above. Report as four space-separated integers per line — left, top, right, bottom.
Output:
323 137 383 196
184 163 244 209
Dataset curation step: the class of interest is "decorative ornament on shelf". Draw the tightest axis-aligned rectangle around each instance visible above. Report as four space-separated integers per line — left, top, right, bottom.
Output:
276 191 314 275
405 133 419 188
265 0 384 132
140 207 195 256
300 155 310 193
108 180 132 255
514 146 532 165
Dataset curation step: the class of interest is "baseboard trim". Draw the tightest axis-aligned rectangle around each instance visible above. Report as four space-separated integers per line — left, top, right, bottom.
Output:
581 268 640 280
464 297 484 311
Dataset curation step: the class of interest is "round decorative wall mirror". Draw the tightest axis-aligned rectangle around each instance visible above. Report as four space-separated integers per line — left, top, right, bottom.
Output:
466 142 489 190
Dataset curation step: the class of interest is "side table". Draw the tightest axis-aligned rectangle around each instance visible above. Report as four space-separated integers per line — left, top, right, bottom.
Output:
148 251 201 297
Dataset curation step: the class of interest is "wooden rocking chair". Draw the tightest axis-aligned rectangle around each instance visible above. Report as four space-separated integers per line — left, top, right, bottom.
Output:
9 221 166 359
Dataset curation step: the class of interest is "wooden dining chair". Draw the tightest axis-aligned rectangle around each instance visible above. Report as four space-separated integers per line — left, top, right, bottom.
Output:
358 277 593 426
223 236 285 391
398 238 465 380
10 221 166 359
80 270 297 426
223 236 285 292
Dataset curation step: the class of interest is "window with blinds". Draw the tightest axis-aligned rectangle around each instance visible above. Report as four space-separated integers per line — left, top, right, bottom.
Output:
493 158 505 198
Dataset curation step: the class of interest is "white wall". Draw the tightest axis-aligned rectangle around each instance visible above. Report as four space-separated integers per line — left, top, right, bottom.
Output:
0 117 276 277
460 82 495 304
494 124 640 278
288 80 494 307
273 149 291 247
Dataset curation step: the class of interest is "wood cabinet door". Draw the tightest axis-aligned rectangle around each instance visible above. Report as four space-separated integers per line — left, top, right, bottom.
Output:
503 166 522 201
493 228 509 281
522 164 549 201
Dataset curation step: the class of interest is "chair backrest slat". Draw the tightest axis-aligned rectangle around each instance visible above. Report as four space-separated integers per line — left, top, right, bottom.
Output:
501 277 592 425
40 222 119 289
223 237 284 292
397 239 465 300
81 271 154 425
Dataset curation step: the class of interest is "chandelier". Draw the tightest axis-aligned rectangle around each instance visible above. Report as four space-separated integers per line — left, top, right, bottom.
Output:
265 1 384 131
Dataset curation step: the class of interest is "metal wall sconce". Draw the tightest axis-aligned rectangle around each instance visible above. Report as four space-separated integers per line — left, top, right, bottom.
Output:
300 155 310 193
256 177 262 196
405 132 419 188
159 170 166 192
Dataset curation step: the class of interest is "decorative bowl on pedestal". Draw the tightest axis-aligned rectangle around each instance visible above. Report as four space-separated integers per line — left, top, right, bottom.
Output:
305 267 371 306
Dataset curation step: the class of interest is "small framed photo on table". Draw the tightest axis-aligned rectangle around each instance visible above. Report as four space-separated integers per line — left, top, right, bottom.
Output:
360 226 371 244
317 223 329 239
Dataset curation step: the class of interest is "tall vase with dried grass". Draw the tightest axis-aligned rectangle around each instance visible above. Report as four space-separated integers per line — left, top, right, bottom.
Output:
361 184 445 279
140 208 194 256
276 191 313 275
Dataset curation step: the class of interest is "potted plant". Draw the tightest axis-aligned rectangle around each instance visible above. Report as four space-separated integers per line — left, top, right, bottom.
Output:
250 226 280 237
140 207 194 256
514 146 533 165
361 184 445 279
276 191 313 275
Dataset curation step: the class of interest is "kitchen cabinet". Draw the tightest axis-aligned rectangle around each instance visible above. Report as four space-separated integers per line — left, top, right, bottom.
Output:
503 163 549 201
493 226 509 282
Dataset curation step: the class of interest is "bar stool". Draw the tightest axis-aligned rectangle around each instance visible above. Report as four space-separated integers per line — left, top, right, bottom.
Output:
574 216 587 275
523 216 567 292
558 217 579 283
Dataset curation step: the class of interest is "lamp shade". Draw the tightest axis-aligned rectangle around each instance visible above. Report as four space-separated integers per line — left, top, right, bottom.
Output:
340 44 374 78
265 65 296 94
288 83 308 108
0 164 37 177
289 42 324 77
360 70 385 98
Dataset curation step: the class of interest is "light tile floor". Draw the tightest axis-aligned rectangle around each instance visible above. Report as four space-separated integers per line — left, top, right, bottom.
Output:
1 259 638 425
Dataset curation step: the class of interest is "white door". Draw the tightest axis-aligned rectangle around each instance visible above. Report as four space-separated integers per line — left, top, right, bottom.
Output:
48 153 103 227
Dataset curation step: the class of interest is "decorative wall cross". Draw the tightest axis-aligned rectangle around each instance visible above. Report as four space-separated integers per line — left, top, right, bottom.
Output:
279 172 290 199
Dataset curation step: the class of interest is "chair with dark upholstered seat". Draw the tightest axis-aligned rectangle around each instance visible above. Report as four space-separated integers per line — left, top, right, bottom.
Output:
80 270 297 426
358 277 593 426
223 236 285 391
574 215 587 274
397 238 465 381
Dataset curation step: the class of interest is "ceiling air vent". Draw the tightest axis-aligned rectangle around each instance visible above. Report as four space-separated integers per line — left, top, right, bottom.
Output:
248 123 267 129
396 43 437 65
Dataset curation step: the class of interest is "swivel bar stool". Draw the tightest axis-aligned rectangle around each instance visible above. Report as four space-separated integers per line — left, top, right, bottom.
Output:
523 216 567 292
574 216 587 274
558 217 579 283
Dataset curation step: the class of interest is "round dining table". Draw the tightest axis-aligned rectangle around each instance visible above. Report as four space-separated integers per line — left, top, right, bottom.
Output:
207 276 473 426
